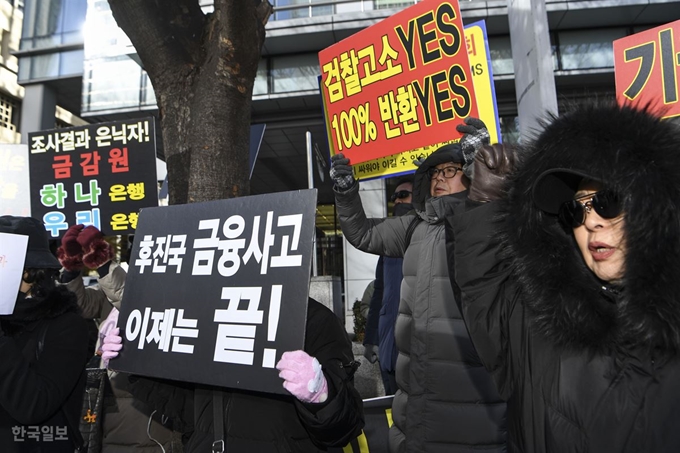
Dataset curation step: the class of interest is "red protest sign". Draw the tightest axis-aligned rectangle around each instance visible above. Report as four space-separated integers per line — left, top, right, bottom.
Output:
613 20 680 119
318 0 478 164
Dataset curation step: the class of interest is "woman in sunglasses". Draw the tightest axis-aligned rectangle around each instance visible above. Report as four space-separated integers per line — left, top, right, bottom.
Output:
447 102 680 452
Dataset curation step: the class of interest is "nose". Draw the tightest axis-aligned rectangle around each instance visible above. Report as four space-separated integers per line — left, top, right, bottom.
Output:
582 202 604 230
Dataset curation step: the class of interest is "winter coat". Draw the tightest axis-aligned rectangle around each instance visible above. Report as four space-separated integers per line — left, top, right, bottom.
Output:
128 298 364 453
65 262 175 452
0 287 89 452
334 180 506 453
449 103 680 452
379 255 401 373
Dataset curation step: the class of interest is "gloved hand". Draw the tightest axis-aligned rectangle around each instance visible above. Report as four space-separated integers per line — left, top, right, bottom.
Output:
329 153 356 191
78 225 114 269
468 144 516 203
101 327 123 368
456 117 490 179
56 224 85 271
363 344 379 364
413 156 426 167
276 350 329 404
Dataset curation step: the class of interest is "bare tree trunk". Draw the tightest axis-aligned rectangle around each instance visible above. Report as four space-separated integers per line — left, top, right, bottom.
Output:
107 0 272 204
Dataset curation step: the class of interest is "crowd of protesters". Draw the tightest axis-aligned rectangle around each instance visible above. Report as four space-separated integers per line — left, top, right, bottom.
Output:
3 100 680 453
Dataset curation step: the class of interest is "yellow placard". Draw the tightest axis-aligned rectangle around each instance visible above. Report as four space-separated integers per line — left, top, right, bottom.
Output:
351 21 501 180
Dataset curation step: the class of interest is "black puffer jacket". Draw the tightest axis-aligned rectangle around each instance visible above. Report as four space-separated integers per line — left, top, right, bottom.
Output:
450 103 680 452
0 287 89 452
335 146 506 453
129 298 364 452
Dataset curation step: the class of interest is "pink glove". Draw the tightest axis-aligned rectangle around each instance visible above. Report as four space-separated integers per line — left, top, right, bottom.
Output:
98 308 119 350
276 350 328 403
101 327 123 368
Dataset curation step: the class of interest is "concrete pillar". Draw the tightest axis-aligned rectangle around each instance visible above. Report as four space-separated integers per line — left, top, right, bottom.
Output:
507 0 558 142
20 84 56 143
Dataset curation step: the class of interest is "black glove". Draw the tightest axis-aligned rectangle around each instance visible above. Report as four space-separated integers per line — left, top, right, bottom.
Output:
469 144 516 203
456 117 490 179
363 344 379 364
329 153 356 191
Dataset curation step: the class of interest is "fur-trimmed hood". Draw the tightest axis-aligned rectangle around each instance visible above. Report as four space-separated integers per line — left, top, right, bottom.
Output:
501 102 680 355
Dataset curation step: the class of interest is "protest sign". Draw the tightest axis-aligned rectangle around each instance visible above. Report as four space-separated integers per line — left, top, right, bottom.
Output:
348 20 501 181
28 118 158 238
113 190 317 395
319 0 478 165
614 20 680 119
0 232 28 315
0 144 31 216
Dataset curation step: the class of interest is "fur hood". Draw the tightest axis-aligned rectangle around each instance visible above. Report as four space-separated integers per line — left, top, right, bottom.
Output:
501 102 680 355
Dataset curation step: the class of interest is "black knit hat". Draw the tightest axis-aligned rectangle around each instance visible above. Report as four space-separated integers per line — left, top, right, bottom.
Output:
0 216 61 269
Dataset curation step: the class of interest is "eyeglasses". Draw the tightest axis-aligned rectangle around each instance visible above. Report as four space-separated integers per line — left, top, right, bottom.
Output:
390 190 412 202
558 190 622 228
427 166 463 180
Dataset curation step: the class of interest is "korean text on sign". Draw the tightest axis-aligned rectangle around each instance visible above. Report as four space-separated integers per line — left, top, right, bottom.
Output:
319 0 478 165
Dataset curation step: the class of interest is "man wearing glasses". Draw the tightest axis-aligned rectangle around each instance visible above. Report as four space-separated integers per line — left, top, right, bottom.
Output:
330 119 506 453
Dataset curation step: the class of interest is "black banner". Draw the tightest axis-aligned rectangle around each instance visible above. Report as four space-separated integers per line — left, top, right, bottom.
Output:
28 118 158 237
113 190 317 395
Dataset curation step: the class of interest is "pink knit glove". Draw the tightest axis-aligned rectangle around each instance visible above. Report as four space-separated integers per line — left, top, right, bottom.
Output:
101 327 123 367
276 350 328 403
98 308 119 352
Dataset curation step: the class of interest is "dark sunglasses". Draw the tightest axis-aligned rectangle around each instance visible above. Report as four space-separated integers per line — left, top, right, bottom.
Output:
390 190 412 202
558 190 622 228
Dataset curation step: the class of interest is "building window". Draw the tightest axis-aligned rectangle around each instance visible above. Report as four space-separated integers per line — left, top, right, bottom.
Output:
253 60 268 95
272 0 333 20
557 28 626 70
0 93 18 132
271 54 319 93
488 36 514 76
20 0 86 50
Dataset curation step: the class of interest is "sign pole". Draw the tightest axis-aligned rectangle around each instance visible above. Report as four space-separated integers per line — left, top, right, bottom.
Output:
306 130 318 277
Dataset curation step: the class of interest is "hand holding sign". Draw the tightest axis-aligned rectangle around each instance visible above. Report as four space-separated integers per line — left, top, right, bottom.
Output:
276 350 329 404
456 117 490 179
329 153 356 191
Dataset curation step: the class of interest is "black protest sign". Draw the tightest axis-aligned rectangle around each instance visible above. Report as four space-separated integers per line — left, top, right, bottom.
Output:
28 118 158 238
113 190 317 395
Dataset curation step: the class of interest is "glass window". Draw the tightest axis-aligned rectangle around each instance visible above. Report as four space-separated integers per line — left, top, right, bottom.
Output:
488 36 513 76
21 0 86 48
61 0 87 34
558 28 626 70
253 59 268 95
272 54 319 93
82 56 143 112
59 49 83 76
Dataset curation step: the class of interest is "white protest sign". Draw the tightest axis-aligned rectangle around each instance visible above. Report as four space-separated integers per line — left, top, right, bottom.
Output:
0 232 28 314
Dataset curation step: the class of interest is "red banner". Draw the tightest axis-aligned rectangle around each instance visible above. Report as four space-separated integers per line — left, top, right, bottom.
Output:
318 0 478 164
613 20 680 119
